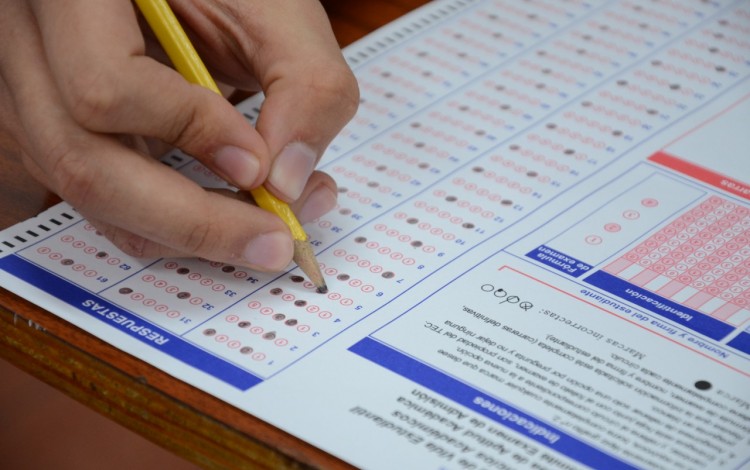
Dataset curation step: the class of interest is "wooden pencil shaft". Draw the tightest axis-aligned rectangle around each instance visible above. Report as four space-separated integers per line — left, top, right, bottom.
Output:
134 0 325 288
134 0 308 242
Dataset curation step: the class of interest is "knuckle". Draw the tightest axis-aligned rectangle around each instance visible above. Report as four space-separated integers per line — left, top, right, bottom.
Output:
64 67 120 129
309 64 360 118
164 102 208 152
339 69 361 119
101 223 175 260
108 230 150 258
45 138 102 209
180 218 218 255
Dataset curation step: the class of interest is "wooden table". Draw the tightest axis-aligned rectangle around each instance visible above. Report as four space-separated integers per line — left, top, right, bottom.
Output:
0 1 429 468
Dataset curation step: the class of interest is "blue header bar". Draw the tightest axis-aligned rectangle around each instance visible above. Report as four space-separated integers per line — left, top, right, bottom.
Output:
350 337 636 469
0 254 261 390
585 271 732 341
727 332 750 355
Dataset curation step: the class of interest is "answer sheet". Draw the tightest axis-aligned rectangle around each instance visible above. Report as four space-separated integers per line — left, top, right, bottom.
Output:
1 0 749 468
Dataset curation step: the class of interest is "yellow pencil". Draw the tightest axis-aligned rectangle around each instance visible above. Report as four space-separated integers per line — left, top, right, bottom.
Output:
134 0 327 293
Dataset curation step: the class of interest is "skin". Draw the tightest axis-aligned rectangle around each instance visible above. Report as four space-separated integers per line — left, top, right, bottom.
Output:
0 0 359 271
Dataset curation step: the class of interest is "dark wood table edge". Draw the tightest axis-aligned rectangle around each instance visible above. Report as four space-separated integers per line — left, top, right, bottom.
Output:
0 286 352 469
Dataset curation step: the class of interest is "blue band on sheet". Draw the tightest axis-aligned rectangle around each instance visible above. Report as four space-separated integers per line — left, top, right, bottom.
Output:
585 270 733 341
0 254 261 390
526 245 593 278
350 337 636 470
727 331 750 355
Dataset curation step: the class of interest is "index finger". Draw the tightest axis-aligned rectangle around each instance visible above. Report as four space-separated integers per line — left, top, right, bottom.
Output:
29 0 273 191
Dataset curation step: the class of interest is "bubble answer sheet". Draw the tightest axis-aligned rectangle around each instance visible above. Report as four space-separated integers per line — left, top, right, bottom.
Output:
1 1 750 468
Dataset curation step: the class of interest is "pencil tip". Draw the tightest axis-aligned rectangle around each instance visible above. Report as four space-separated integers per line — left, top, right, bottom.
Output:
293 239 327 295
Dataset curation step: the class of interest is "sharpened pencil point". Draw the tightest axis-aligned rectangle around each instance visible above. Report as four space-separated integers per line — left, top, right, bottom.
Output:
292 239 327 293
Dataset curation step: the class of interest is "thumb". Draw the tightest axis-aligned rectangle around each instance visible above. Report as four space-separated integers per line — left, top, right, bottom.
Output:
257 61 359 202
233 0 360 201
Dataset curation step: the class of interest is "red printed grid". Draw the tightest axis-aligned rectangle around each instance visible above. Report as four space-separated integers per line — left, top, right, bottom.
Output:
604 196 750 326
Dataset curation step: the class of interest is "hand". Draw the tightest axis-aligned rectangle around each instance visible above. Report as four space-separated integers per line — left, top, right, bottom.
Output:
0 0 358 271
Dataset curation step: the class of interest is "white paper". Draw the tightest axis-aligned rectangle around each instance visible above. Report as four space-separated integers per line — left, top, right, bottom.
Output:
2 1 749 468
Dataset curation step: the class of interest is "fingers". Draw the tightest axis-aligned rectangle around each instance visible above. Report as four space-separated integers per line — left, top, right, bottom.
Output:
73 171 337 264
251 1 360 201
22 131 294 271
28 0 355 204
67 139 296 271
1 0 345 273
206 169 337 226
0 1 293 271
172 0 360 201
290 171 339 225
28 0 270 190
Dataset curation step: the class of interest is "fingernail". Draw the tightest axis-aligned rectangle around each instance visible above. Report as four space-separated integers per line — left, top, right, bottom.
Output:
268 142 317 200
214 146 260 188
297 185 337 224
241 231 292 271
